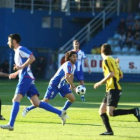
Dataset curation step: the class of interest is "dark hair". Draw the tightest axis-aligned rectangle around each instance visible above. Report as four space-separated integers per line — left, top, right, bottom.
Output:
8 33 21 44
101 43 112 55
65 51 77 62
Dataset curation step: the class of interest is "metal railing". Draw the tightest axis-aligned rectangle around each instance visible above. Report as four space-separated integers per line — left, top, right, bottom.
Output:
58 0 120 53
12 0 114 15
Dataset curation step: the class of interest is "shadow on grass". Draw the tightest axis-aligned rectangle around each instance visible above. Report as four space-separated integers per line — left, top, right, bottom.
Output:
17 119 102 127
116 135 140 139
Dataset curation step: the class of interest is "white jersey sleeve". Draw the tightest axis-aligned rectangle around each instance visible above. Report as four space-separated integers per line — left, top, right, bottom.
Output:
81 50 87 59
63 62 73 74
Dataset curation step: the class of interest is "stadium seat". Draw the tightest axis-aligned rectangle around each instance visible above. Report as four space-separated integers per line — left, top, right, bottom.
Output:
114 46 121 52
122 46 129 52
107 39 114 46
129 47 136 52
113 40 119 46
113 33 121 39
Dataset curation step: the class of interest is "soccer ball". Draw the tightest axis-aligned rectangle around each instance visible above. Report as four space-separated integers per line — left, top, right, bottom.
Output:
76 85 86 95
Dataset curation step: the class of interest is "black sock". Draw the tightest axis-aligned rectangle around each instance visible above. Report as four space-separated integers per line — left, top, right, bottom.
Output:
113 109 135 116
100 113 113 132
0 98 1 116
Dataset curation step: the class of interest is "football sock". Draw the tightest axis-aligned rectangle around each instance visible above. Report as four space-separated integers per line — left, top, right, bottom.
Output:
39 102 61 116
26 105 36 111
0 98 1 116
100 113 113 132
113 109 135 116
62 101 72 110
9 102 20 127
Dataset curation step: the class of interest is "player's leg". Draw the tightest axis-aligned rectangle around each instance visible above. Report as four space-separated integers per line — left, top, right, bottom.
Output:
75 71 85 101
79 80 85 101
99 102 113 135
99 92 113 135
0 93 23 131
22 98 50 117
0 98 6 120
107 90 140 121
0 77 31 130
62 93 75 111
27 83 67 124
107 90 140 122
30 95 60 114
22 84 52 117
30 95 67 125
108 106 137 117
79 80 84 85
58 84 75 111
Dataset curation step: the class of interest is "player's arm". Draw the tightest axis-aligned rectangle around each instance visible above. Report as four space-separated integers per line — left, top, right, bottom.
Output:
119 69 123 79
9 71 19 79
0 72 9 77
115 58 123 79
94 59 114 89
84 58 91 74
65 73 76 92
94 71 114 89
14 54 35 70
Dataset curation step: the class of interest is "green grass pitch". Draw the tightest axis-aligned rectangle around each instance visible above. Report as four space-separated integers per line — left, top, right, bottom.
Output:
0 79 140 140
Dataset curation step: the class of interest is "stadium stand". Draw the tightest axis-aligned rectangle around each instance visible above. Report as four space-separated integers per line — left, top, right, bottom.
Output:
105 12 140 55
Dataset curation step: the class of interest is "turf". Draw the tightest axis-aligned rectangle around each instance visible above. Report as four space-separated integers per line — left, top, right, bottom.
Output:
0 79 140 140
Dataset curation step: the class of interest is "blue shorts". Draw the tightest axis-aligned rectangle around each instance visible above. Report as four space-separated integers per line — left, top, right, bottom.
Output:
74 70 84 81
44 84 72 100
15 77 39 99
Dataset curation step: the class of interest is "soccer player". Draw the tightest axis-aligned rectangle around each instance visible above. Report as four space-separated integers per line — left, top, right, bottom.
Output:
0 34 67 131
22 51 77 117
72 40 91 101
94 43 140 135
0 72 9 120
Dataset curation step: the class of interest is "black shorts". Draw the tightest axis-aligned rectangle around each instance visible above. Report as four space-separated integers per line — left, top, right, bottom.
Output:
102 89 122 107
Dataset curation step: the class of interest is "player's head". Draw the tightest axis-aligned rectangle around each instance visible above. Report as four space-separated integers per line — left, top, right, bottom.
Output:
73 40 80 50
8 34 21 49
101 43 112 56
65 51 77 64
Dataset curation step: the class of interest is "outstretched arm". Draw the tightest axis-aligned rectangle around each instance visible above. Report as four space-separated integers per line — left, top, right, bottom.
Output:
94 72 114 89
65 73 76 92
14 54 35 70
0 72 9 77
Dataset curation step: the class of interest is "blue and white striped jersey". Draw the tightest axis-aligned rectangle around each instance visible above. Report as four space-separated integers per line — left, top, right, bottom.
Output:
50 61 76 88
73 50 87 71
14 46 35 79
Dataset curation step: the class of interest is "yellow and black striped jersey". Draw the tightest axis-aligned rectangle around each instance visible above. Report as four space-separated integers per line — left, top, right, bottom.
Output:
102 56 123 92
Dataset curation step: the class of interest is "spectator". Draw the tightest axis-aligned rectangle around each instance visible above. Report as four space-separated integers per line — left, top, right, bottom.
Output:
119 32 126 48
125 32 134 47
118 18 126 34
133 20 140 34
91 46 97 54
96 47 101 54
126 25 134 35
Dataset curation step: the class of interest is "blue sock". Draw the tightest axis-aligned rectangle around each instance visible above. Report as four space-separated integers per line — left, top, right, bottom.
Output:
26 105 36 111
9 102 20 127
62 101 72 110
39 102 61 116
